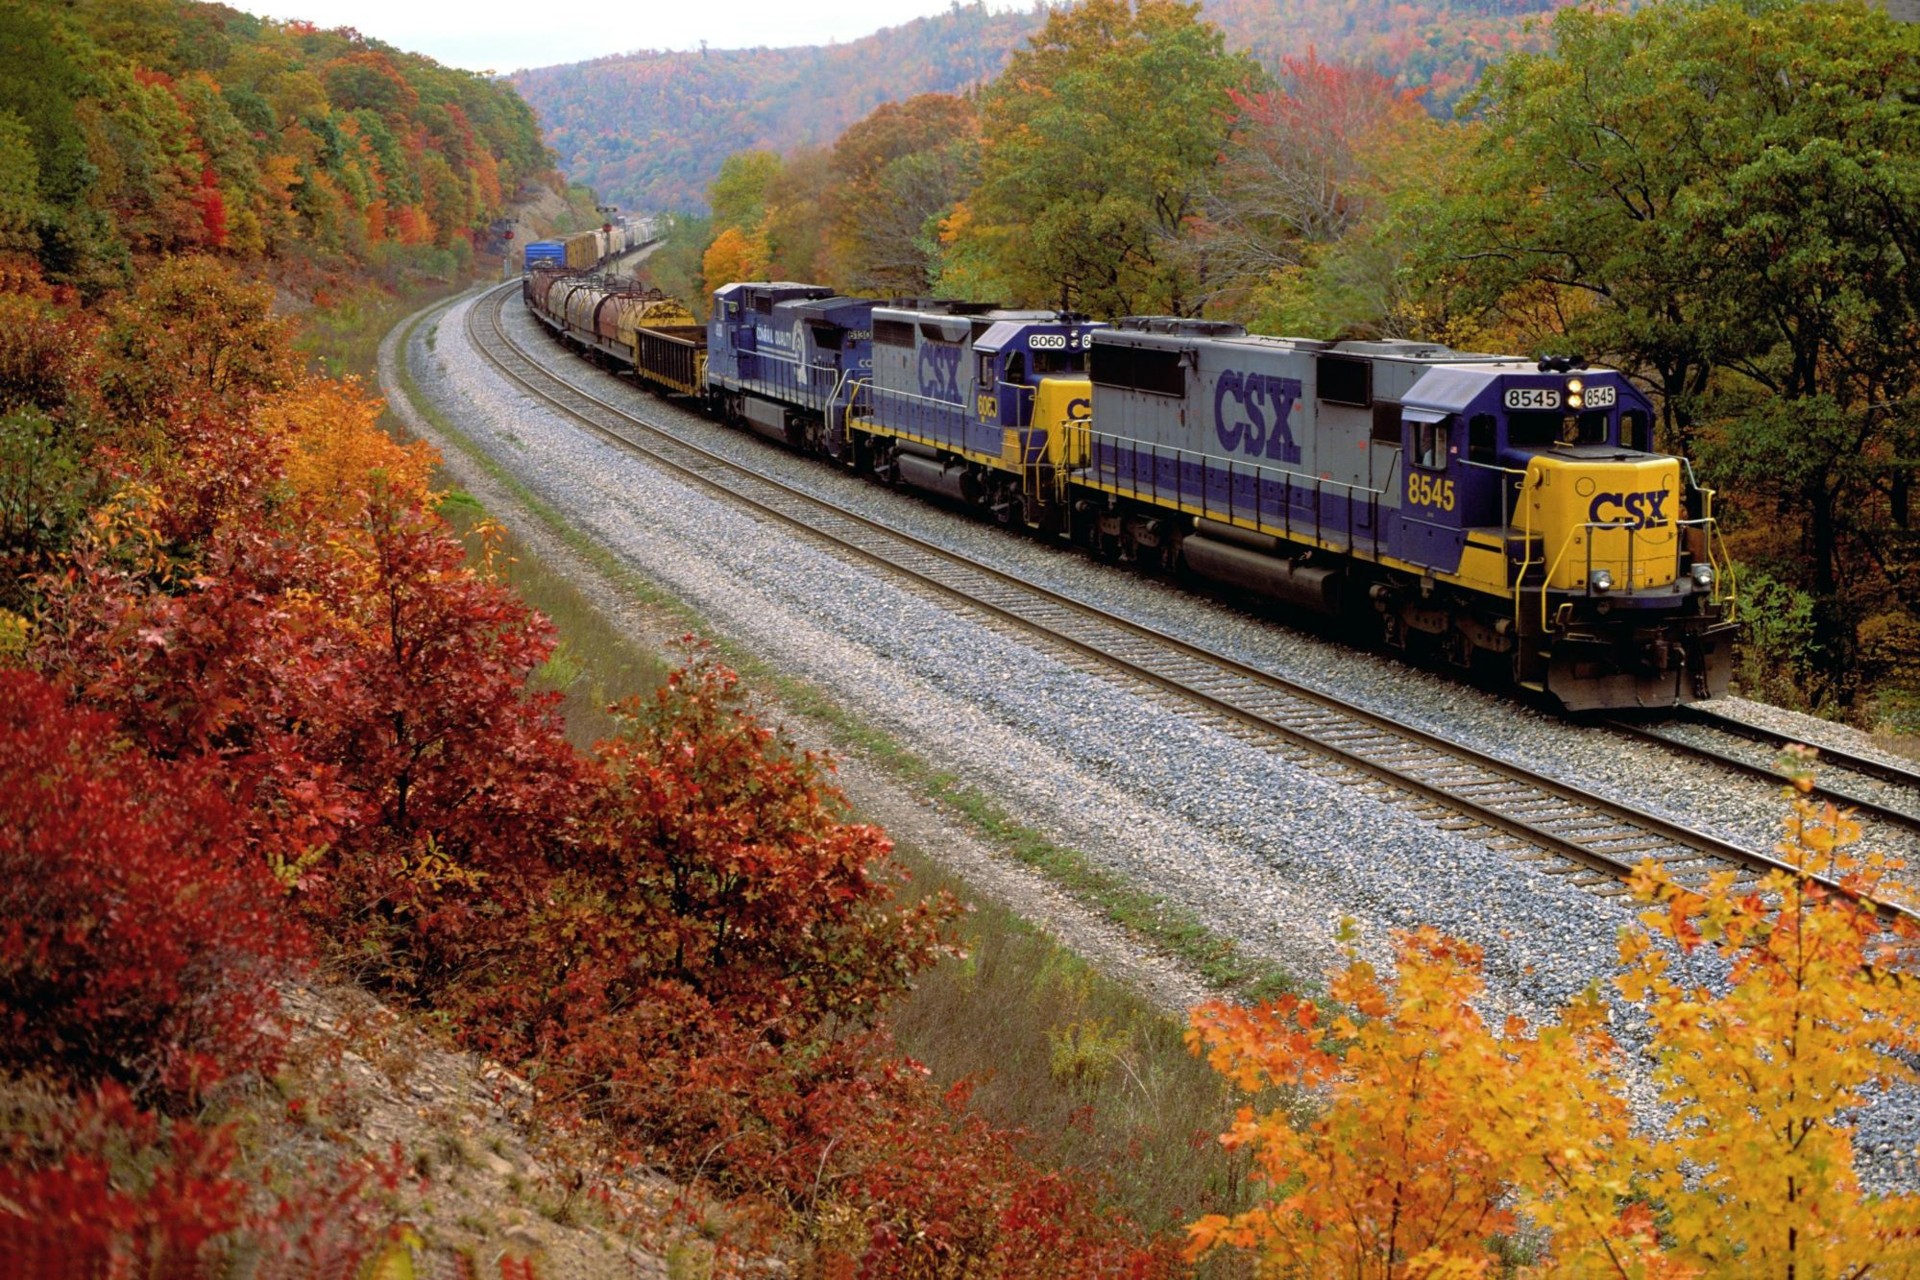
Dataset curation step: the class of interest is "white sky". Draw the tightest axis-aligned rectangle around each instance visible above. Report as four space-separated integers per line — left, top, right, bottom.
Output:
238 1 995 74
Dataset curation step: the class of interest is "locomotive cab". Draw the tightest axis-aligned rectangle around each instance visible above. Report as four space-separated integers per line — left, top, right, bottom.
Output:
971 318 1102 467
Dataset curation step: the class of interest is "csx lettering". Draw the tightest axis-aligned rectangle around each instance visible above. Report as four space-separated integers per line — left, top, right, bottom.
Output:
1588 489 1670 530
1066 397 1091 421
918 343 962 401
1213 370 1303 464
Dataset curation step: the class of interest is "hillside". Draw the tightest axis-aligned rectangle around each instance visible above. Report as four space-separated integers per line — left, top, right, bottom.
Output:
0 0 552 294
511 0 1568 214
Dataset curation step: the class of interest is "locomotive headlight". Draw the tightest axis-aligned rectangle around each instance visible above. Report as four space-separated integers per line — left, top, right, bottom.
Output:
1567 378 1584 393
1568 392 1584 408
1590 568 1615 593
1691 562 1715 589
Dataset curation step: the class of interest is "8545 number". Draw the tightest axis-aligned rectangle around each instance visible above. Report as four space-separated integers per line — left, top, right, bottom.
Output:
1408 473 1455 511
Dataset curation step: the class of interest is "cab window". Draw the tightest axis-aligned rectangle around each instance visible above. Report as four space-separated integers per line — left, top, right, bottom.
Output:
1468 413 1497 463
1005 352 1027 384
1414 418 1451 469
1623 409 1652 452
1561 411 1610 445
978 353 994 386
1029 346 1081 375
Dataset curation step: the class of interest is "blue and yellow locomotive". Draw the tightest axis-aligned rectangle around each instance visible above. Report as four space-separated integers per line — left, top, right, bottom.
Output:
523 271 1737 711
1071 321 1734 710
848 303 1104 529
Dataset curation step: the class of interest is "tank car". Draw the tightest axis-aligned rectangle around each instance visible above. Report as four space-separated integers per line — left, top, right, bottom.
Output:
1070 320 1736 710
524 270 701 389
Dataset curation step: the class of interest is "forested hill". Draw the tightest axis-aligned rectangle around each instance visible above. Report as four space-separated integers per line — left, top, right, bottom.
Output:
511 0 1567 214
0 0 552 294
512 4 1041 214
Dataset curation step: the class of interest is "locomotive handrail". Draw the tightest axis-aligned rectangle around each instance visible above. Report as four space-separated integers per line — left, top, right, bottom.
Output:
1071 425 1393 560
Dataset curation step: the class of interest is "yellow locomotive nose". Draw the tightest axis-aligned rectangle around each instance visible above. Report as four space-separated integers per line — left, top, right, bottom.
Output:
1525 453 1682 592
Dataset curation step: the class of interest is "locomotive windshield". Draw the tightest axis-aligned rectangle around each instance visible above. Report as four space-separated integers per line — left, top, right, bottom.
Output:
1028 346 1085 376
1506 409 1612 448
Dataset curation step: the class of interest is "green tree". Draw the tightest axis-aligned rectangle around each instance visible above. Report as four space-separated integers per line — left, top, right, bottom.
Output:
0 112 42 255
1420 0 1920 705
950 0 1261 315
707 148 782 238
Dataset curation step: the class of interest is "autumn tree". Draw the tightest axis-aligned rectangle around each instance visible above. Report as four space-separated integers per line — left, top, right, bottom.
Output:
1192 757 1920 1277
97 254 297 422
1187 927 1648 1278
827 94 979 295
1614 757 1920 1276
702 224 765 294
948 0 1262 315
1419 0 1920 703
1202 52 1461 337
0 669 307 1108
263 374 439 522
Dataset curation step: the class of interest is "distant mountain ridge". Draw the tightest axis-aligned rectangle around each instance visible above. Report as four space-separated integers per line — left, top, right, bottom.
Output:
512 0 1567 215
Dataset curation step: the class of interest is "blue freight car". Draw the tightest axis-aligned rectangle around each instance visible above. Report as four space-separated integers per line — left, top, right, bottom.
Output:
523 240 566 270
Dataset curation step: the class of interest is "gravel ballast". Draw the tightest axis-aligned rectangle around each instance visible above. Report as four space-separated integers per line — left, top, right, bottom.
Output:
387 285 1920 1175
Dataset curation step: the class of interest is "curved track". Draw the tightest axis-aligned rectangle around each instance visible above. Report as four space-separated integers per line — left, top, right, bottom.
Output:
471 282 1920 928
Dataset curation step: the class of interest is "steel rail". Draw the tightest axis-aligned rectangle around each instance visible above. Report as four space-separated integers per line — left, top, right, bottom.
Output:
1606 719 1920 836
1674 705 1920 793
469 283 1920 928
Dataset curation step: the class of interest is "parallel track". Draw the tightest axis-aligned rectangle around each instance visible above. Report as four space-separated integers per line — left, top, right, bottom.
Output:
1609 714 1920 836
469 282 1920 928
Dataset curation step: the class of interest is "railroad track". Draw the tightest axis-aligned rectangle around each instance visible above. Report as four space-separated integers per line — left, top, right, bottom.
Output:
466 283 1920 928
1609 710 1920 837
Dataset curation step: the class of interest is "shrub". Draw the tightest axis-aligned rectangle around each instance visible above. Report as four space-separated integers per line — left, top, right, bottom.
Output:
0 669 307 1105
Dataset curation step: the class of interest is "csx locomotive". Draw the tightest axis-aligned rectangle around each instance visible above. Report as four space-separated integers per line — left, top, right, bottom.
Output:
523 266 1738 712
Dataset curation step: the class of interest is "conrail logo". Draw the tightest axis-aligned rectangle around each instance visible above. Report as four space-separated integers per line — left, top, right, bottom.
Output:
1588 489 1670 530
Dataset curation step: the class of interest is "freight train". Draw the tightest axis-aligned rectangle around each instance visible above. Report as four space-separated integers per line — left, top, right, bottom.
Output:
522 215 661 273
522 264 1738 712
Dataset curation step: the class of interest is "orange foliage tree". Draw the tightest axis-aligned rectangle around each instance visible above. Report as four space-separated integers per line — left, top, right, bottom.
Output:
265 375 438 520
1615 755 1920 1276
1189 759 1920 1278
702 225 764 295
1188 926 1645 1277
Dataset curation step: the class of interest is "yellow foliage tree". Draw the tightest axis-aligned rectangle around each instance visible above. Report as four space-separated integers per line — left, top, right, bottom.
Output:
263 375 439 521
1616 754 1920 1277
1191 757 1920 1278
1188 927 1651 1278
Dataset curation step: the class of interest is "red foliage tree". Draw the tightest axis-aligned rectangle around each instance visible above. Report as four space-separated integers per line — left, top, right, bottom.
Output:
32 493 588 997
0 1081 406 1279
0 669 307 1105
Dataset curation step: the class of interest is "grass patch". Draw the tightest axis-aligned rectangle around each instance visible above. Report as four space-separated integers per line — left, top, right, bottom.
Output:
297 278 472 383
885 843 1265 1266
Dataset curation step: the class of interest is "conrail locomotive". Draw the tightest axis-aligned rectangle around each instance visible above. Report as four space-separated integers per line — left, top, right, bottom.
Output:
522 260 1738 712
